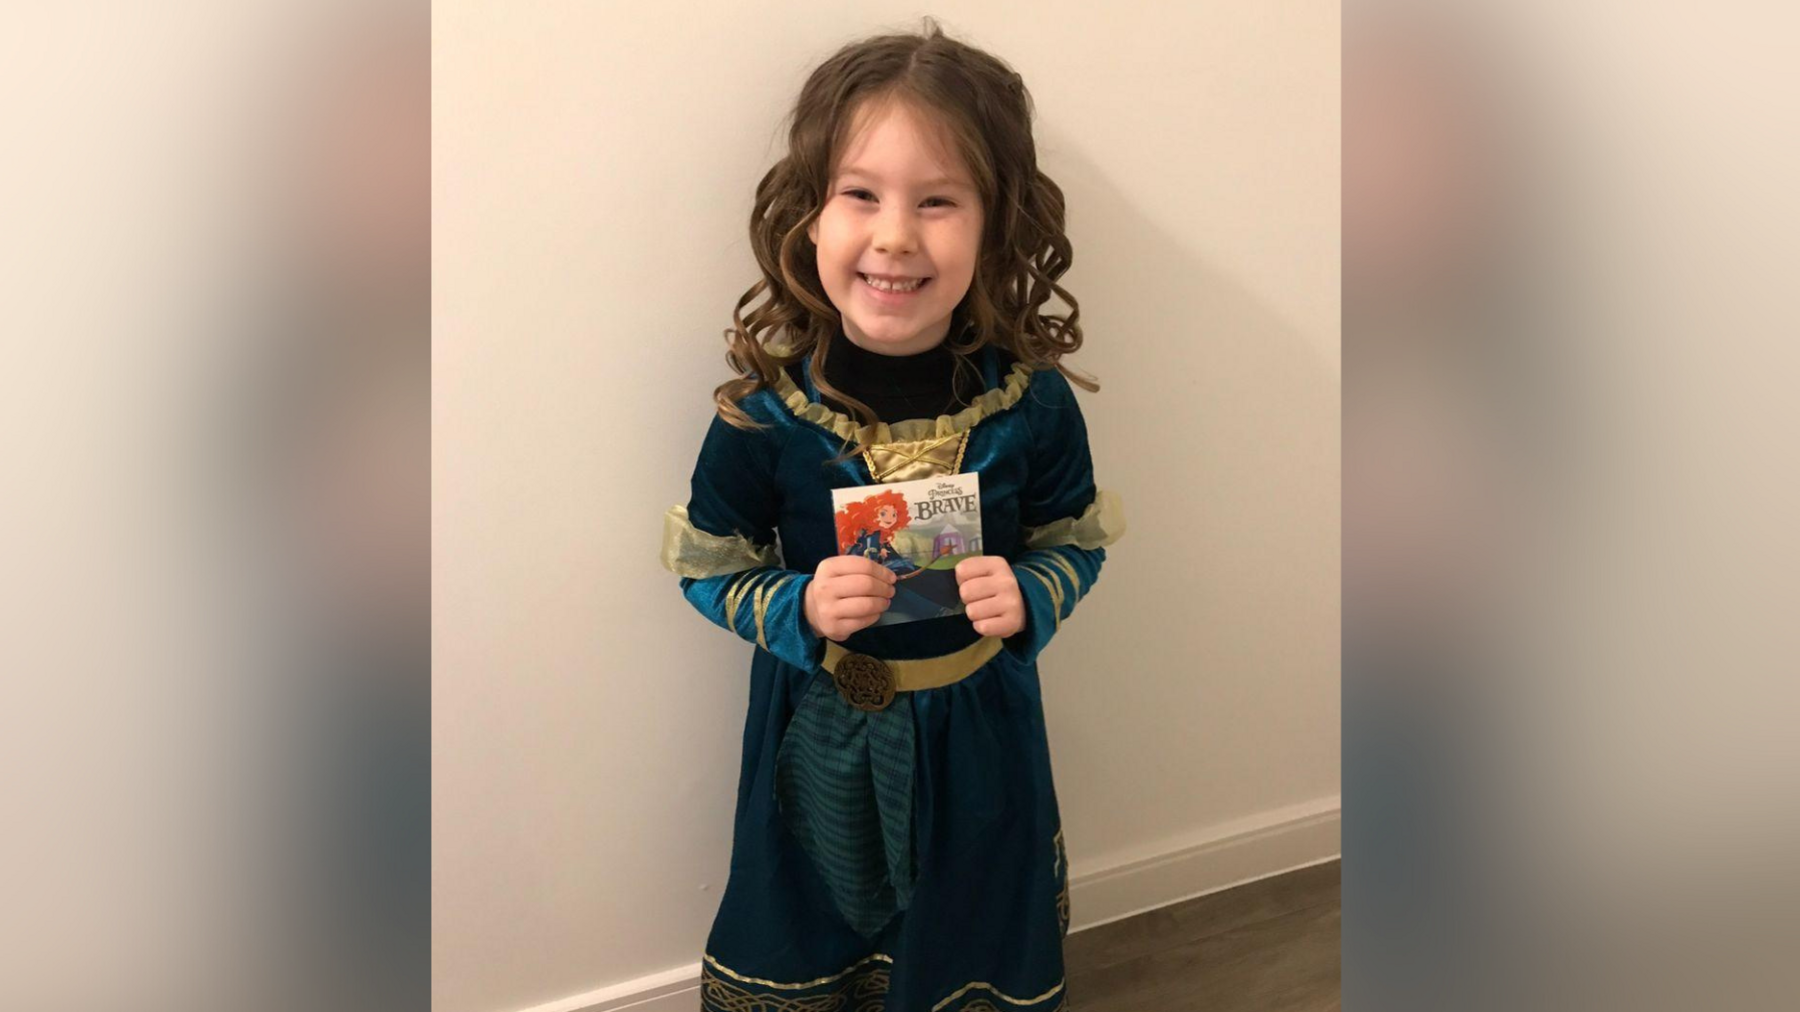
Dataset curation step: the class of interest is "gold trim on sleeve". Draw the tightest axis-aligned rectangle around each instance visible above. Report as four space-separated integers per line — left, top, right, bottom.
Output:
1039 551 1085 598
1016 563 1064 632
661 504 781 578
752 581 770 650
753 573 795 650
1021 488 1126 551
723 569 773 634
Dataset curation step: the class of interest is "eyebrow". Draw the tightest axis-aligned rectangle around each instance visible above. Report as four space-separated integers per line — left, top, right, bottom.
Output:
836 166 974 191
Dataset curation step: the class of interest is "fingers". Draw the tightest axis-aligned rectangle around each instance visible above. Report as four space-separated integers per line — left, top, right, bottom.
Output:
832 596 891 621
820 584 892 631
952 557 985 581
956 558 1008 609
811 557 897 640
960 558 1023 637
965 587 1023 618
959 570 1023 605
954 555 1007 583
808 559 896 641
811 598 886 640
826 595 888 638
959 576 999 604
814 554 1027 639
963 596 1007 622
971 615 1023 638
819 555 897 584
822 574 895 602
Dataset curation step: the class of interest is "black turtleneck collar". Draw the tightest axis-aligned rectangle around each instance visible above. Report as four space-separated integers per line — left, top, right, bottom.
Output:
793 330 987 424
823 334 954 392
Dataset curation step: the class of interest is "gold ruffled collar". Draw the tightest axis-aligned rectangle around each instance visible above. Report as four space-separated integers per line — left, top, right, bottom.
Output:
766 342 1036 445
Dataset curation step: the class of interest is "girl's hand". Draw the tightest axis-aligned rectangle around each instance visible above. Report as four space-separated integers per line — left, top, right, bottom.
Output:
805 556 896 641
954 556 1026 638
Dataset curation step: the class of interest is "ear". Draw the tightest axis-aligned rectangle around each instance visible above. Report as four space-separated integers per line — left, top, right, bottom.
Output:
806 215 818 245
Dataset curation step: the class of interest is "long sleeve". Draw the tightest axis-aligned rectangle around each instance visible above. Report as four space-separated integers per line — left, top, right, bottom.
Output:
1003 369 1126 666
661 411 823 672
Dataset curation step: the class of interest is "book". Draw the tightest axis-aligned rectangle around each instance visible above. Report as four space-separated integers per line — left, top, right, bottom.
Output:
831 472 983 627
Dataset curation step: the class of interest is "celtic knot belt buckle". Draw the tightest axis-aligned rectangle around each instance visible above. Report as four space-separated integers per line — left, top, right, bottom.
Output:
832 652 897 712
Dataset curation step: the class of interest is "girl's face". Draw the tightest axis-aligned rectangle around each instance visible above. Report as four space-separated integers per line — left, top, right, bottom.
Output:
808 97 983 357
876 505 898 529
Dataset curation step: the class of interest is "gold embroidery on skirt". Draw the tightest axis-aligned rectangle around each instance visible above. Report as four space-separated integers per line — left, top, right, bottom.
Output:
1053 828 1071 938
701 951 1067 1012
700 957 891 1011
704 951 893 989
929 978 1067 1011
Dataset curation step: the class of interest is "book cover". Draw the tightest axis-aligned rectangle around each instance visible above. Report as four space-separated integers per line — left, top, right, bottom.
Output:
831 472 983 627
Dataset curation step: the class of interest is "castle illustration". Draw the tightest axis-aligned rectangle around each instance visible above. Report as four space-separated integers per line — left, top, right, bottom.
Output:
934 522 979 558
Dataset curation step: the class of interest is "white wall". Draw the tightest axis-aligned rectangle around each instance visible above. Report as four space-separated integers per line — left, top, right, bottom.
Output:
434 3 1340 1011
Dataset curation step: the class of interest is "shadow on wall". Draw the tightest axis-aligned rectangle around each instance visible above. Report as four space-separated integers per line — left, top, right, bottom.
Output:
1034 130 1340 822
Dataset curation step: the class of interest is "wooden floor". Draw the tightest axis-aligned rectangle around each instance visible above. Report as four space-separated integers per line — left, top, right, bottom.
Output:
1063 860 1341 1012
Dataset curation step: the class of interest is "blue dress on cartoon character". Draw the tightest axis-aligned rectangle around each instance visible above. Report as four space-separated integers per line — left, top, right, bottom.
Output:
850 527 921 576
661 342 1123 1012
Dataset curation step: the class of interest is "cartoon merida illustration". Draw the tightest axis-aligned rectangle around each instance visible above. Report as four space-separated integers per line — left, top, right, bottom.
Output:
833 489 922 578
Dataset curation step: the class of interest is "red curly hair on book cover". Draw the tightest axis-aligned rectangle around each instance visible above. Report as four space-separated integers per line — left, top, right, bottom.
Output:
833 489 912 554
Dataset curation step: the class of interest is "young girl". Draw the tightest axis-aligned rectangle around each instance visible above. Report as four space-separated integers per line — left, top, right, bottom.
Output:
660 20 1124 1012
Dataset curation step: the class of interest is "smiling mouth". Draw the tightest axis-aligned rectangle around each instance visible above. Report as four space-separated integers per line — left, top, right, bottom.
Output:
858 273 931 293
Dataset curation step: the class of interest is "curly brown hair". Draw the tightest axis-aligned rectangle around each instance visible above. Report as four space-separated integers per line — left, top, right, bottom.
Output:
713 17 1093 451
834 488 911 553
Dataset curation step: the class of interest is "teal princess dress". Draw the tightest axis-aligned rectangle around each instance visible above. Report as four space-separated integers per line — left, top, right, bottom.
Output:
661 342 1124 1012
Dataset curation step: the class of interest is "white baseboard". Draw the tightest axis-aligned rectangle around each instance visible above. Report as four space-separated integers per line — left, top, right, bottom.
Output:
516 796 1342 1012
516 962 700 1012
1066 795 1341 933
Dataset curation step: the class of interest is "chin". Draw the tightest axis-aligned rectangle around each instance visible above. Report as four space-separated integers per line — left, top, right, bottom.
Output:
843 316 953 353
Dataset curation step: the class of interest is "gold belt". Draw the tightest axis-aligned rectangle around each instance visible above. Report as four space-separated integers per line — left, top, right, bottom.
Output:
821 636 1003 712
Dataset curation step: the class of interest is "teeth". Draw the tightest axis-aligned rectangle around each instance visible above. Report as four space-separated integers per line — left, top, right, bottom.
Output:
861 274 926 293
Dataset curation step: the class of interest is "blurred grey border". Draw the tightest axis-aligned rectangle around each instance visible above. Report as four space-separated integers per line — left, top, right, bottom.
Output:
1348 2 1800 1008
0 4 426 1010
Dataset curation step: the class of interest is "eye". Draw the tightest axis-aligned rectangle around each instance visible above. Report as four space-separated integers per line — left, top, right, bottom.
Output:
921 196 956 208
842 188 876 202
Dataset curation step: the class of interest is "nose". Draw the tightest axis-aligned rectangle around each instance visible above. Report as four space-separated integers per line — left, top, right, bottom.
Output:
871 205 918 256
